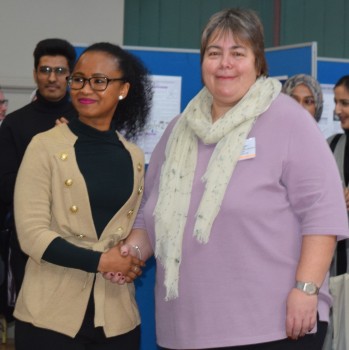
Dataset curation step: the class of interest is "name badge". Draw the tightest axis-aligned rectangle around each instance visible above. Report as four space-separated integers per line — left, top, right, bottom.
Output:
239 137 256 160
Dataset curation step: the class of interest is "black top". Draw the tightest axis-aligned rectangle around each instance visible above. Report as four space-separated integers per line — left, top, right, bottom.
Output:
70 118 133 236
42 118 134 272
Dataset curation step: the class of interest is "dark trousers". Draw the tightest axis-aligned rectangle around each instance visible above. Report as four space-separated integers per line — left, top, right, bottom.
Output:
161 319 327 350
15 319 140 350
9 225 27 296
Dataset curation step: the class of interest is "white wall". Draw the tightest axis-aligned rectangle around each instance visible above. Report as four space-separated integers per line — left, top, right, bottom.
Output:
0 0 125 113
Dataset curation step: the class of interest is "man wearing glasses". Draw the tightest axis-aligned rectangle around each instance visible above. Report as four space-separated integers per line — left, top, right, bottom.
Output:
0 38 77 302
0 88 8 125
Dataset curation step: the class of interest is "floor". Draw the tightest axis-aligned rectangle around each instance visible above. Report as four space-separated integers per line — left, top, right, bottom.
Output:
0 339 14 350
0 317 14 350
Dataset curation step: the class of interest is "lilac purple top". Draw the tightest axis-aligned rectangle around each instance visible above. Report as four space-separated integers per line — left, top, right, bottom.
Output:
134 93 349 349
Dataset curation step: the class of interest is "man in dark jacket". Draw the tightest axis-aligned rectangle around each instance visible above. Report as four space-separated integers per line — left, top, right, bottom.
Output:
0 38 77 301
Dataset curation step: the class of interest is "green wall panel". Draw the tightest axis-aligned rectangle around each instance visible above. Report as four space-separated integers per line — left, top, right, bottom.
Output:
124 0 141 44
159 0 182 47
178 0 202 48
322 0 349 58
140 0 161 46
124 0 275 50
124 0 349 58
280 0 349 58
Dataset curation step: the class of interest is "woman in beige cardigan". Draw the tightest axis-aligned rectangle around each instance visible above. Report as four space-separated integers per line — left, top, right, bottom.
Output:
13 42 152 350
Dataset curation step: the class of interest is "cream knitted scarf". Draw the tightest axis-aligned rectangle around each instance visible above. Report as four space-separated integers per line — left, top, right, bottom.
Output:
154 76 281 300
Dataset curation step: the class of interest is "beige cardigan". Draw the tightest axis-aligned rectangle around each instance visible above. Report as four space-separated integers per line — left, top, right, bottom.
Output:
14 123 145 337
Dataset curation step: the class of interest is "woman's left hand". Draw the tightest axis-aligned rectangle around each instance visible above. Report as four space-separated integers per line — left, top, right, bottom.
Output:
286 288 317 339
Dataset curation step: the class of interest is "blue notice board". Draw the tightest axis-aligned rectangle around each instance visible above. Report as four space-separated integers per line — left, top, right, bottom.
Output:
125 46 202 111
265 42 316 78
317 57 349 84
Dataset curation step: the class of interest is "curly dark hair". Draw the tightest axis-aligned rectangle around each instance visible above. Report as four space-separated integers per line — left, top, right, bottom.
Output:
33 38 76 72
80 42 153 140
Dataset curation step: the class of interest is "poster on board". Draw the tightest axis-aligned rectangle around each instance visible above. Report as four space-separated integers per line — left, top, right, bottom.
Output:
136 75 182 163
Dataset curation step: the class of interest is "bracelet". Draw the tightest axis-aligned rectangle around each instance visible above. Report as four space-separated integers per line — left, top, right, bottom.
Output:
131 245 142 260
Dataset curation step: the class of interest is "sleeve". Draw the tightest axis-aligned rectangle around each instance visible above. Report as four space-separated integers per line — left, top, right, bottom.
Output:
281 115 349 240
43 237 101 272
14 136 102 270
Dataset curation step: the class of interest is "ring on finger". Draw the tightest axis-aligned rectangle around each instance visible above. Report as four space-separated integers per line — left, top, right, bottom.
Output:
133 266 139 273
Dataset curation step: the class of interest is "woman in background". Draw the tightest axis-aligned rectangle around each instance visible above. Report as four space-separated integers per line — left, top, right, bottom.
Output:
325 75 349 350
13 42 152 350
282 74 323 122
328 75 349 275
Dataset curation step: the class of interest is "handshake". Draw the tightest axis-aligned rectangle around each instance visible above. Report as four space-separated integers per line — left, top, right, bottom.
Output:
99 242 145 285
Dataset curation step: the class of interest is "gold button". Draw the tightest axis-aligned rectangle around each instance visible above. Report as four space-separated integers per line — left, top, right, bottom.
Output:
137 186 143 195
117 227 123 232
65 179 73 187
127 209 134 218
137 163 142 172
70 205 78 213
60 153 68 161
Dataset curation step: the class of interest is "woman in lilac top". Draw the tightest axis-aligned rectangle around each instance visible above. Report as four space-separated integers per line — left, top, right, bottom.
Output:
108 8 349 350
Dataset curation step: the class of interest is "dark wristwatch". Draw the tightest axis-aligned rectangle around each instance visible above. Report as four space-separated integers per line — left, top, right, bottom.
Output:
295 281 319 295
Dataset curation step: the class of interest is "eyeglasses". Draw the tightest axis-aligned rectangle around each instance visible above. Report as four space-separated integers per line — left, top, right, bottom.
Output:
38 66 69 76
67 76 125 91
0 99 8 106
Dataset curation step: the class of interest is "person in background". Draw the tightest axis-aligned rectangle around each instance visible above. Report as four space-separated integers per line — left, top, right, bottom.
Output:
110 8 349 350
13 42 152 350
0 38 77 299
327 75 349 276
0 87 8 125
0 87 11 334
324 75 349 350
0 86 8 229
282 74 323 122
